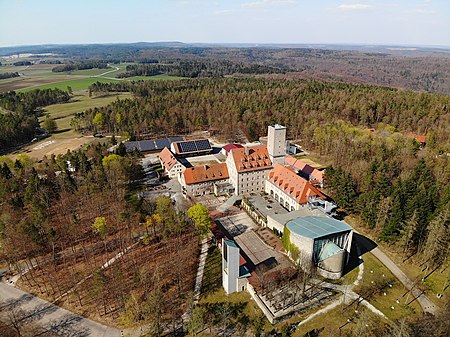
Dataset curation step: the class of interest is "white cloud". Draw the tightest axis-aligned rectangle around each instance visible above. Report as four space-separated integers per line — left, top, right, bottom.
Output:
337 3 373 11
241 0 297 10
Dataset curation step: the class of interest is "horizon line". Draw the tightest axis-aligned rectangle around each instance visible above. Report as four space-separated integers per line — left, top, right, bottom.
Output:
1 41 450 50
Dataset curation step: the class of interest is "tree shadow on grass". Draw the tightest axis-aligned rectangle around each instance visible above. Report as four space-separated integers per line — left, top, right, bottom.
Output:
43 313 90 337
53 128 71 134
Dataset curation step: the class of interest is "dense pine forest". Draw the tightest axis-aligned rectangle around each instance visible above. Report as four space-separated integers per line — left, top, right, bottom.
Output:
0 89 71 150
0 72 19 80
51 60 109 72
118 60 288 78
80 78 450 260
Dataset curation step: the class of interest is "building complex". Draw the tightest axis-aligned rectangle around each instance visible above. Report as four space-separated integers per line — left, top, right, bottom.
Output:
156 124 353 316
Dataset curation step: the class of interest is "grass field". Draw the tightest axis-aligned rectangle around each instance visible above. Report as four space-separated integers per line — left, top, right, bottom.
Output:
6 91 130 159
345 214 449 308
0 62 185 93
63 68 113 76
40 92 132 138
0 63 83 92
16 75 184 92
354 252 421 320
18 77 122 92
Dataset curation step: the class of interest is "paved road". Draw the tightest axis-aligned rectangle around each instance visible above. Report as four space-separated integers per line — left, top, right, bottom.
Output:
0 282 121 336
92 65 121 79
355 234 438 314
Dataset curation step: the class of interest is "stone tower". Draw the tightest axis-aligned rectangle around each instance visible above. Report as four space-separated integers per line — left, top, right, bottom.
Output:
267 124 287 165
222 238 240 294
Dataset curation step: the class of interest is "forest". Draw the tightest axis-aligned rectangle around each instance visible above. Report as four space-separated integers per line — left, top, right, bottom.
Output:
51 60 108 72
0 89 70 150
78 78 450 262
118 60 288 78
0 145 201 333
13 61 32 66
0 72 19 80
1 43 449 93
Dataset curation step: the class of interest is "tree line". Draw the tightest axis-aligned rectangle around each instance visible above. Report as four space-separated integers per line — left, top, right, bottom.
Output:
13 61 32 66
51 60 108 72
118 59 289 78
0 89 70 150
0 72 19 80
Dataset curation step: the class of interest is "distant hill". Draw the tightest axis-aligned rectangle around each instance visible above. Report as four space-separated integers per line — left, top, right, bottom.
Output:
1 42 450 93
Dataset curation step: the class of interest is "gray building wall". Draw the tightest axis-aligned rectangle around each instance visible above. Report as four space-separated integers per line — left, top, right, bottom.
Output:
267 124 287 165
222 239 240 294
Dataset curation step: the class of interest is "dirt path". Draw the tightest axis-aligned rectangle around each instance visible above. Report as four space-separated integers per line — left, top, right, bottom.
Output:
93 65 122 79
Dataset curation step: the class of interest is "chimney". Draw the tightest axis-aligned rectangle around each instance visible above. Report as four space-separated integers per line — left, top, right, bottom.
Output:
245 147 250 156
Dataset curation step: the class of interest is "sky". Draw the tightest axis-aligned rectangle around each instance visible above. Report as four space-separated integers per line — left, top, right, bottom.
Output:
0 0 449 47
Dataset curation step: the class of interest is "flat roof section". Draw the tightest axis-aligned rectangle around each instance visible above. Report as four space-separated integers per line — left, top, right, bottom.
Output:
287 216 352 239
235 231 275 266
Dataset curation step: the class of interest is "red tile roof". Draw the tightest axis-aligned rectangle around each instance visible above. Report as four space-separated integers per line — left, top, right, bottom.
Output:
229 145 272 173
183 163 229 185
403 132 426 144
284 155 325 182
310 169 324 182
222 143 244 154
267 164 325 204
159 147 180 171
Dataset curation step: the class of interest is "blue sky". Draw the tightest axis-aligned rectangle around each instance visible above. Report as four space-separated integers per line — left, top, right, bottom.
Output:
0 0 449 47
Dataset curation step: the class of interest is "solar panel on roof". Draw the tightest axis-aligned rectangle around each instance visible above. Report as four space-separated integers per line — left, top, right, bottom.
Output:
139 140 155 152
124 142 138 152
155 138 170 149
195 139 212 151
169 137 184 143
179 141 197 153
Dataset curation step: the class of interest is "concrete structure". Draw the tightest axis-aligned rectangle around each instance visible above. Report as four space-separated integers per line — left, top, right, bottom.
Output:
226 145 272 195
180 163 229 197
267 124 287 165
265 164 326 212
159 147 185 178
222 238 250 294
286 216 353 279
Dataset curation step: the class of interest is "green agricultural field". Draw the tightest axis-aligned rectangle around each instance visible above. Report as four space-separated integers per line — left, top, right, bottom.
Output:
16 74 183 92
18 77 122 92
60 68 113 76
40 92 131 137
0 62 184 92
